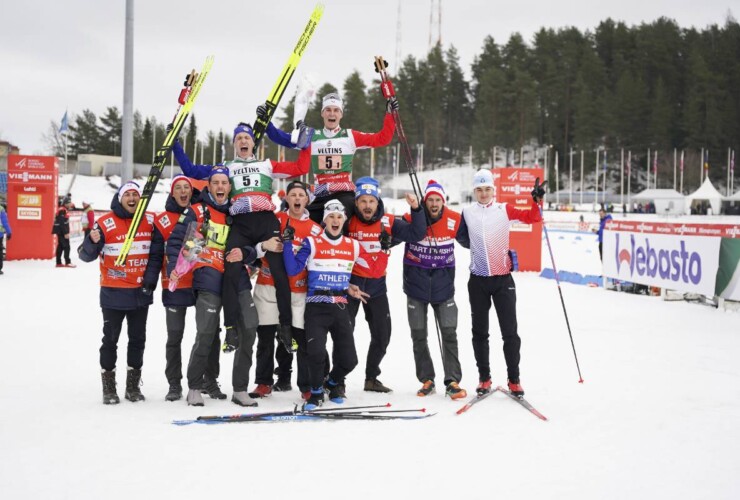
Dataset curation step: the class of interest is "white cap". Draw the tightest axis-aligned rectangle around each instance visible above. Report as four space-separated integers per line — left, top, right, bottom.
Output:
472 169 494 190
322 93 344 112
118 181 142 202
322 199 346 221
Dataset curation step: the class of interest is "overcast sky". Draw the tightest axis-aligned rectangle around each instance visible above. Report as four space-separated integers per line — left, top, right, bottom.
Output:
0 0 735 155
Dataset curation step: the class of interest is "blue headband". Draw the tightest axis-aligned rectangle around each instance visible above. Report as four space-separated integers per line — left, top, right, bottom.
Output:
209 166 229 179
233 123 254 142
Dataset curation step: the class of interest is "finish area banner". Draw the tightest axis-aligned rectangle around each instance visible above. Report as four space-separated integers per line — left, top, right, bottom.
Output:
492 167 543 272
602 220 740 299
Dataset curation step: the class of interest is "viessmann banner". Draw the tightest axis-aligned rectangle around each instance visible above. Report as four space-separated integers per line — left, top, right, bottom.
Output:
603 220 740 300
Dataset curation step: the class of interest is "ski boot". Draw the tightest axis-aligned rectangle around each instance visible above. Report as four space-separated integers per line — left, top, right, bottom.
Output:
165 381 182 402
476 378 493 395
248 384 273 399
364 378 393 393
508 379 525 398
445 381 467 400
417 380 436 397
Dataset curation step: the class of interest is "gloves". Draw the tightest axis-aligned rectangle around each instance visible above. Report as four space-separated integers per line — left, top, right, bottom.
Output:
141 282 156 296
256 103 269 121
379 225 392 251
531 177 547 203
386 96 399 114
281 219 295 242
166 123 174 133
6 234 10 240
222 327 239 353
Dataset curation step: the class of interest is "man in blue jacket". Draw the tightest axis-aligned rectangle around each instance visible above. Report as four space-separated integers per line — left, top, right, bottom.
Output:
401 180 467 400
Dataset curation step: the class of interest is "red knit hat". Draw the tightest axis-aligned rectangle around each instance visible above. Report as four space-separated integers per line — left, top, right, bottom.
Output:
171 175 193 195
423 179 446 203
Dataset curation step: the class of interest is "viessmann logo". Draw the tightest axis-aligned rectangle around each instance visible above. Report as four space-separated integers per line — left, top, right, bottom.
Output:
615 233 702 284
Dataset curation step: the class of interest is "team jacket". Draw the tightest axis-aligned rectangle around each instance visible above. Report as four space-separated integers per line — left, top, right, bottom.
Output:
172 141 308 215
402 206 461 304
78 195 160 310
346 199 426 299
282 232 388 304
166 190 255 296
266 113 395 198
456 198 542 276
151 195 202 308
256 210 322 293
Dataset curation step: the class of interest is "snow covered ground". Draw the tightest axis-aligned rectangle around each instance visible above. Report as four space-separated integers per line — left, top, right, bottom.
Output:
2 226 739 498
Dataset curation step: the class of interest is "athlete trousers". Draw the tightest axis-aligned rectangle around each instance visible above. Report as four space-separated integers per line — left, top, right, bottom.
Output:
304 302 357 390
467 273 521 382
406 296 462 385
99 306 149 371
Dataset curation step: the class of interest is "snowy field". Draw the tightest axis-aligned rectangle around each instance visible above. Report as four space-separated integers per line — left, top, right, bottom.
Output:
2 229 739 499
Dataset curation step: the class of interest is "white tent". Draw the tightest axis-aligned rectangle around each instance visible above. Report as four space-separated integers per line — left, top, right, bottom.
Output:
685 177 724 214
632 188 685 215
724 189 740 202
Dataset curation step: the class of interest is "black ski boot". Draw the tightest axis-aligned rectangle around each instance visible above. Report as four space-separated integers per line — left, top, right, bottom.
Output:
101 369 119 405
165 381 182 402
324 379 346 403
202 377 227 400
125 367 146 402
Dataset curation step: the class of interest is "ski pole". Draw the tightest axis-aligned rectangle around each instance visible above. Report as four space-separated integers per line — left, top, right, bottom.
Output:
539 204 584 383
374 55 446 366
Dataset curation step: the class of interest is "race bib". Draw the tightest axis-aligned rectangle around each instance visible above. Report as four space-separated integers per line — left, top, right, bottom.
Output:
233 173 262 190
317 155 343 171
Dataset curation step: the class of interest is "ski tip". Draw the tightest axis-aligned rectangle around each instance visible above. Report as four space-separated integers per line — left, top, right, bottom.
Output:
578 378 585 384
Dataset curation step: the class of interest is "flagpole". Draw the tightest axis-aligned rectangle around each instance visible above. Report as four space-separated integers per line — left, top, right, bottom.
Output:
602 150 607 205
620 148 624 208
653 150 658 189
555 151 559 206
728 147 731 196
594 149 599 207
700 147 704 184
680 150 684 194
673 148 677 191
569 147 573 205
580 150 584 206
646 148 650 191
627 150 632 211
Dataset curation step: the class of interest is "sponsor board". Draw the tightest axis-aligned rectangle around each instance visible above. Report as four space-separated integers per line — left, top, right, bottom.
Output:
17 207 42 220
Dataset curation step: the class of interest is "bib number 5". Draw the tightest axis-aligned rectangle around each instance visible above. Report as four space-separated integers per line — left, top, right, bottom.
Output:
318 155 343 171
234 173 261 190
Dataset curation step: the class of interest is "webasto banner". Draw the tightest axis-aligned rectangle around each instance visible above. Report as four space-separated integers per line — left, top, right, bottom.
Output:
603 220 740 300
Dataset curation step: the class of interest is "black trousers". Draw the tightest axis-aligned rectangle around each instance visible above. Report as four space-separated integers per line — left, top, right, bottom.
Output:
348 293 392 380
305 303 357 390
222 212 291 329
164 306 219 385
187 290 258 391
307 191 356 225
56 237 71 265
254 324 294 384
100 307 149 371
0 237 4 271
467 274 521 382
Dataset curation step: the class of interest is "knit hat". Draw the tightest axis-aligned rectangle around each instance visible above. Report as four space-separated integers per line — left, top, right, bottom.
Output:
170 175 193 195
323 199 346 221
472 169 494 190
233 122 255 142
355 176 380 200
423 179 446 203
285 180 310 197
117 181 142 203
321 93 344 112
209 166 230 180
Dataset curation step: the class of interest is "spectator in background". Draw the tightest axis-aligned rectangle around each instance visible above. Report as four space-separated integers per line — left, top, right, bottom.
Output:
81 201 95 238
53 199 75 268
0 203 12 276
595 208 613 261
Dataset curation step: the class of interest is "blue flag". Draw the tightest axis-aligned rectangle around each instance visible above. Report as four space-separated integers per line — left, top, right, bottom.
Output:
59 111 69 135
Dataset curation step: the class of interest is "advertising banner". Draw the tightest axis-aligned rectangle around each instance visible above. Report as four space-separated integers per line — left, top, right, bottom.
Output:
6 155 58 260
603 220 740 299
492 167 544 271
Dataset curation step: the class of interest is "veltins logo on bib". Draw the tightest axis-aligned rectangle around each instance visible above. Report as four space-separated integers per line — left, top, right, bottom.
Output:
614 233 702 284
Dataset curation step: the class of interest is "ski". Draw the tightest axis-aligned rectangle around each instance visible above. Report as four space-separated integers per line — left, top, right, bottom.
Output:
496 386 549 421
455 387 500 415
115 55 214 266
251 2 325 148
171 405 433 425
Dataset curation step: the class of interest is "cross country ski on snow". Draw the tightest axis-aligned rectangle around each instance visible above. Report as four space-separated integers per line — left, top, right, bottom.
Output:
496 386 548 421
455 387 500 415
172 403 435 425
455 386 548 421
